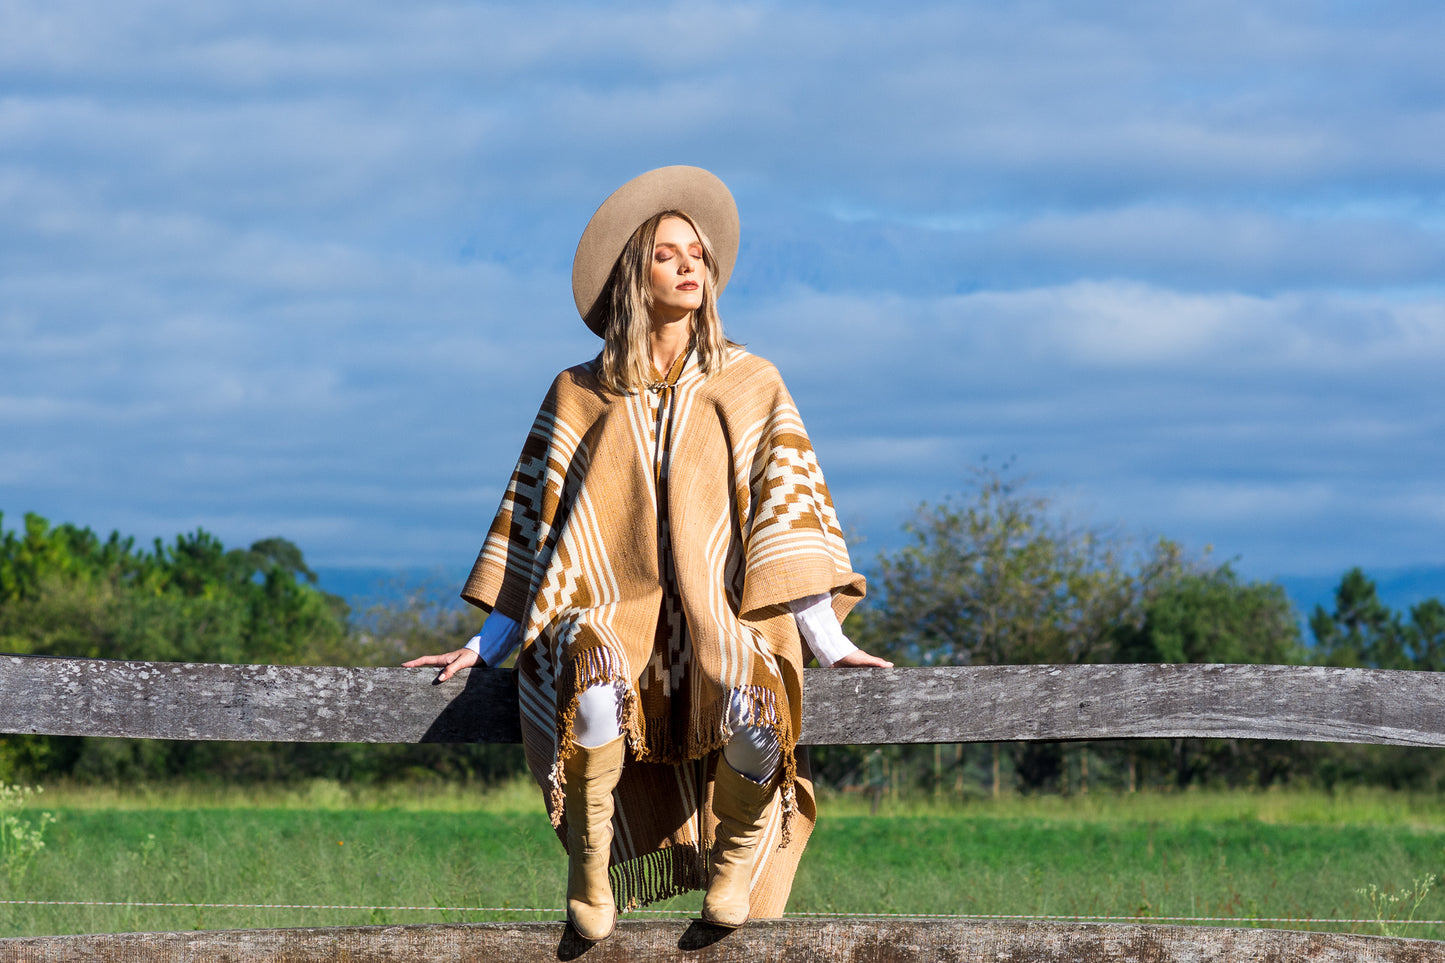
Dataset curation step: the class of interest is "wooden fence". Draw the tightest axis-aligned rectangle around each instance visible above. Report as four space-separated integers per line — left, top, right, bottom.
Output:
2 656 1445 961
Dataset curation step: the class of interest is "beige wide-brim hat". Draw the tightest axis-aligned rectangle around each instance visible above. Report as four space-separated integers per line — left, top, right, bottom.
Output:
572 165 739 336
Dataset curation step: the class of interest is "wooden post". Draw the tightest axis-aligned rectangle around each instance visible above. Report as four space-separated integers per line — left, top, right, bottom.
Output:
869 749 884 815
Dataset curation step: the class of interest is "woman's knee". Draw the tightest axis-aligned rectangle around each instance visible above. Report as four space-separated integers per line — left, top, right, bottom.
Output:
723 725 780 783
573 682 622 748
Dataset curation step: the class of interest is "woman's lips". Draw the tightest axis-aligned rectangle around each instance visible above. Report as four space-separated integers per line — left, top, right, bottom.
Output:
678 281 699 290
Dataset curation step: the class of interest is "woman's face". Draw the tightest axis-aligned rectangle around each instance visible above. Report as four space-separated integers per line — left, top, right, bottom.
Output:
647 216 706 322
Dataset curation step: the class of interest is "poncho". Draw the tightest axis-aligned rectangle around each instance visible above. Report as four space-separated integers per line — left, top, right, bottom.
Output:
462 345 865 913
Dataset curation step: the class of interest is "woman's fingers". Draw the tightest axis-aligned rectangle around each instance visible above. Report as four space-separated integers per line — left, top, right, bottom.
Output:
402 648 479 681
436 648 479 681
833 649 894 669
401 652 455 668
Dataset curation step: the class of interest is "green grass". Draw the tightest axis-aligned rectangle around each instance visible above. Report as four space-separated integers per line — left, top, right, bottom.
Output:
794 816 1442 932
13 777 547 814
822 784 1445 828
3 781 1444 939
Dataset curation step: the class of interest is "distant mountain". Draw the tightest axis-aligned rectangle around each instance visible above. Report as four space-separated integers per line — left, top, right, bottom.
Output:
314 565 472 613
318 562 1445 637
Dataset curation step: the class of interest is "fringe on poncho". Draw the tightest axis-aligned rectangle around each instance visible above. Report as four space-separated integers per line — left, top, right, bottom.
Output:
462 346 865 915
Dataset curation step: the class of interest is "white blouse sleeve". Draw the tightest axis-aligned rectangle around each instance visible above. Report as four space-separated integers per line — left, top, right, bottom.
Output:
464 612 521 667
787 592 858 668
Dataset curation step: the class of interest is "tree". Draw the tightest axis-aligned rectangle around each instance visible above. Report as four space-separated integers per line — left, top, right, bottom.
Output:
0 513 358 782
1310 569 1408 669
1113 565 1302 666
1113 565 1304 788
855 464 1170 669
849 465 1190 793
1302 570 1445 791
0 512 530 787
1409 598 1445 672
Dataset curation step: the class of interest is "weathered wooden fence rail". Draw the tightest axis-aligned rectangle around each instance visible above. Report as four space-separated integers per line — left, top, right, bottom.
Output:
3 655 1445 962
5 657 1445 747
3 919 1442 963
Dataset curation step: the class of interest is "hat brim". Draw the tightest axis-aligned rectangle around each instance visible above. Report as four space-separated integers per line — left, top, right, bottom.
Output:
572 165 739 336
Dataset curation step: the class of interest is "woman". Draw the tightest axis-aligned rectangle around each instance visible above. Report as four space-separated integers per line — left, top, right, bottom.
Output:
405 166 890 940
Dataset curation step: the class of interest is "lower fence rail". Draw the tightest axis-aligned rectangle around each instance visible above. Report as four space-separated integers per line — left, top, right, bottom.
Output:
2 919 1443 963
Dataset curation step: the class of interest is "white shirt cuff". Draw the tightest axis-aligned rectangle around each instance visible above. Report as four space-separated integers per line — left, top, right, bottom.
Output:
788 592 857 667
464 612 521 666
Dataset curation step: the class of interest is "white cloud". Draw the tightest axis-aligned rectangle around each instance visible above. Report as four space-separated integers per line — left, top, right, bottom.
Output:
745 282 1445 386
740 280 1445 573
4 0 1445 582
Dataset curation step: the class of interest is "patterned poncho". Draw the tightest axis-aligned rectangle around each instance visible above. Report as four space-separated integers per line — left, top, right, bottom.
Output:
462 345 865 914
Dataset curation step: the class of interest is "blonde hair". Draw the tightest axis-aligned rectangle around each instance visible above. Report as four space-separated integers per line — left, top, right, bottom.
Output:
589 210 734 394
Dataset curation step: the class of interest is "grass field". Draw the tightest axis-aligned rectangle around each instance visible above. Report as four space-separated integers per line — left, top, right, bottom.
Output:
2 780 1444 939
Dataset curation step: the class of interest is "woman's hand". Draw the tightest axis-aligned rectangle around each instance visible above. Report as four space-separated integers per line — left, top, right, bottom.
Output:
832 648 893 668
402 647 480 682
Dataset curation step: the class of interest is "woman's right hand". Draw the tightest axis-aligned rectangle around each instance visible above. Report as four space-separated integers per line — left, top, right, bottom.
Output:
402 647 480 683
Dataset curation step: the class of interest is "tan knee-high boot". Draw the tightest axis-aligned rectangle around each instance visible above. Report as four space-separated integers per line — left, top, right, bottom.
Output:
701 759 775 928
563 734 625 941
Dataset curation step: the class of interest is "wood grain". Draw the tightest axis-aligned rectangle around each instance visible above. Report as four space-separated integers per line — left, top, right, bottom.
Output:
3 657 1443 747
2 919 1442 963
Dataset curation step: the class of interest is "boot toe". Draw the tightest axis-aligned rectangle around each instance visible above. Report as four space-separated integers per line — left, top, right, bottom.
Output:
701 893 749 929
568 900 617 941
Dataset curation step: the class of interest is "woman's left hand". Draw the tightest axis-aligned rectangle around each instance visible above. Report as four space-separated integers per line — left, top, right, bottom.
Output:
832 648 893 668
402 646 480 682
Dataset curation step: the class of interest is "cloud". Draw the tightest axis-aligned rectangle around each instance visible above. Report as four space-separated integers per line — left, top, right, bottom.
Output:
744 282 1445 386
3 0 1444 582
742 280 1445 573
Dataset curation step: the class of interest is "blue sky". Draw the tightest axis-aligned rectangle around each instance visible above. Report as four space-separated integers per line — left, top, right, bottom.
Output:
4 1 1445 593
